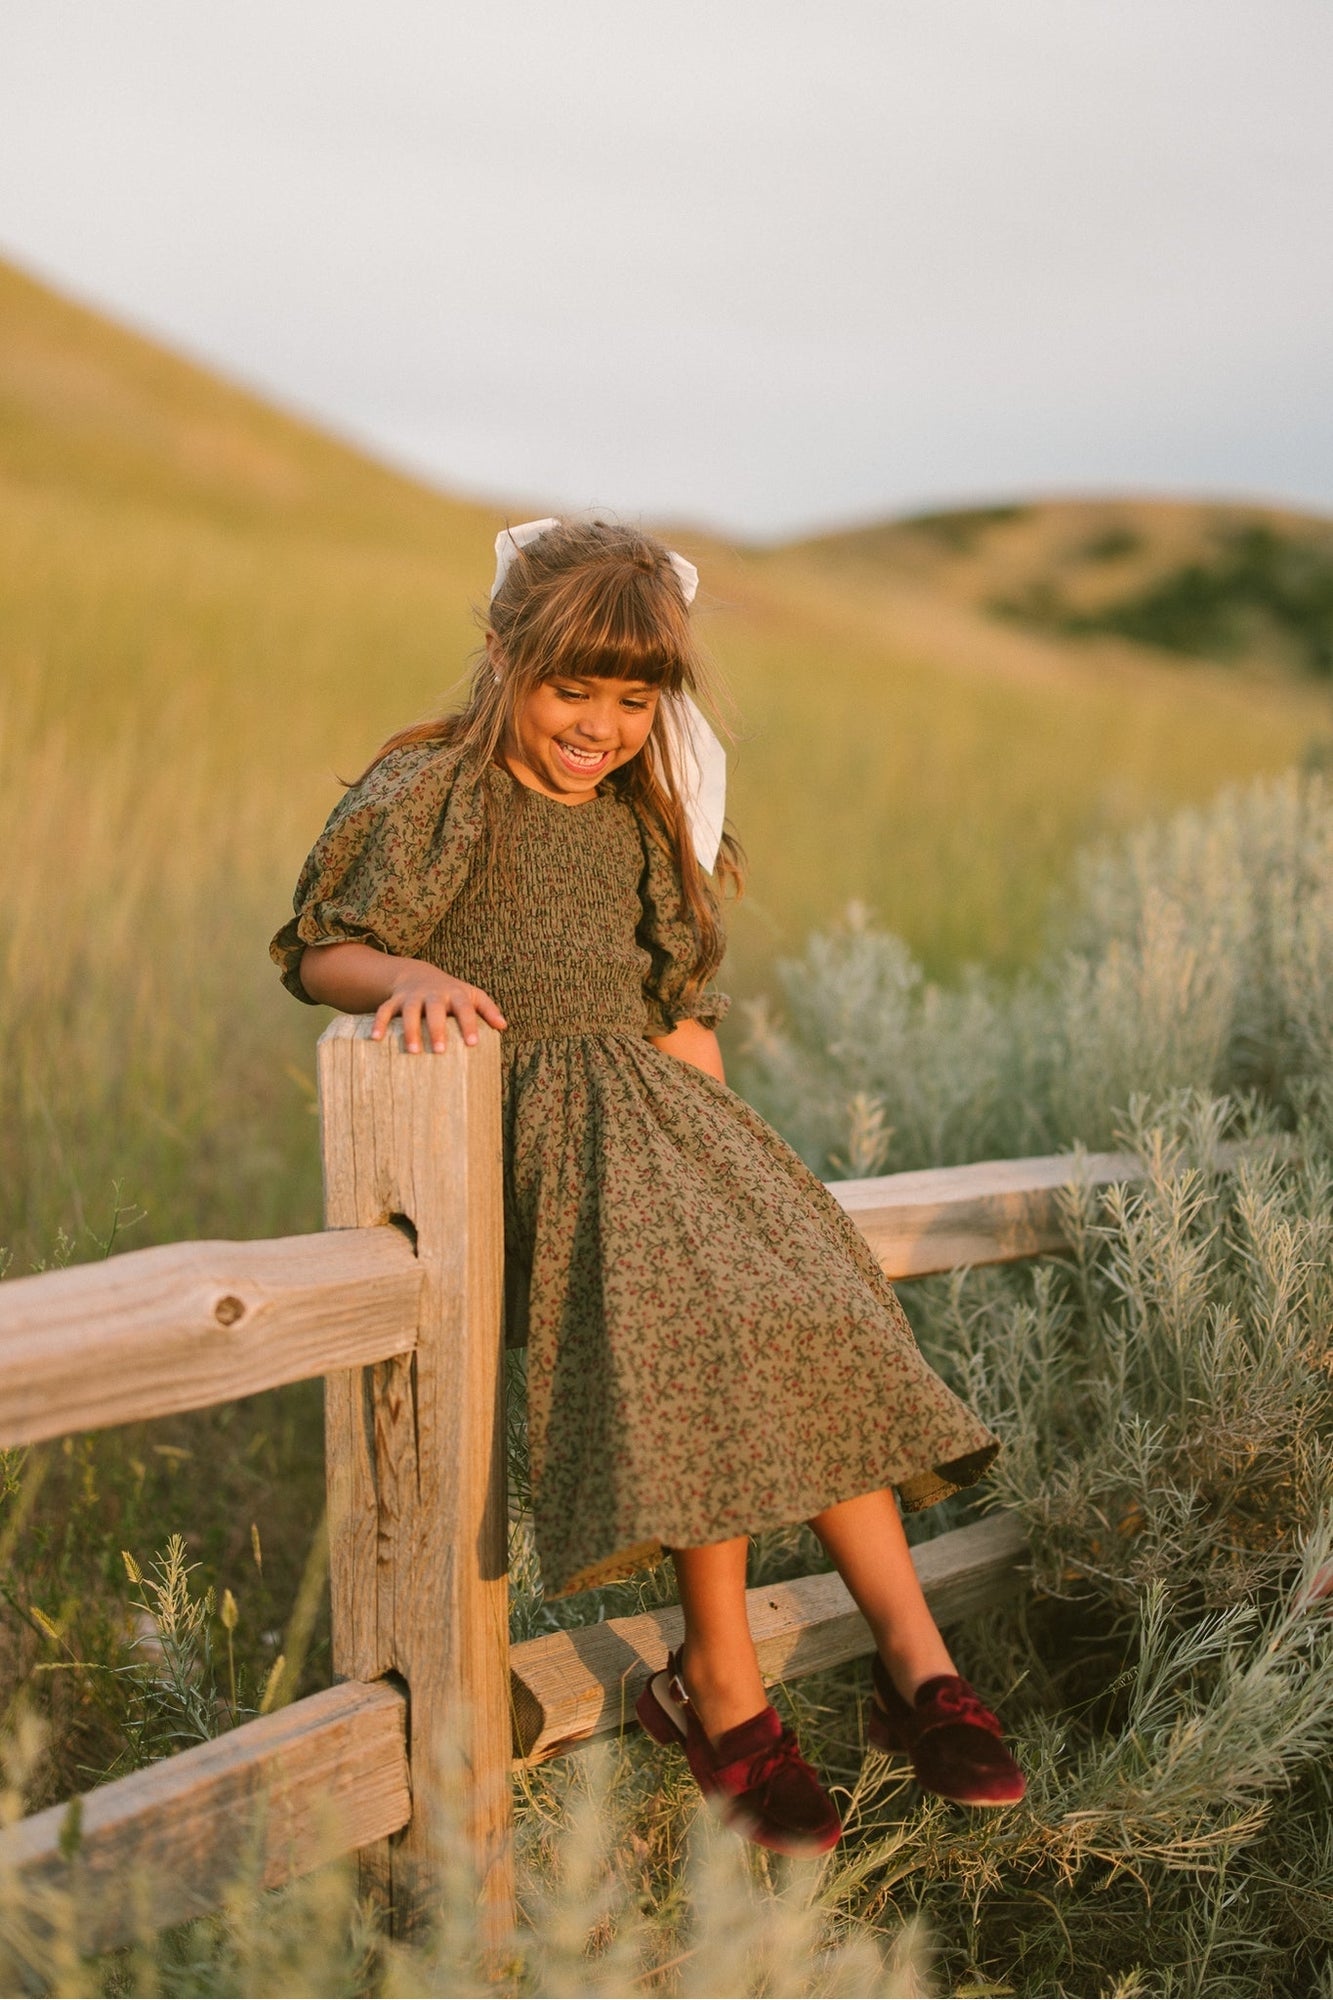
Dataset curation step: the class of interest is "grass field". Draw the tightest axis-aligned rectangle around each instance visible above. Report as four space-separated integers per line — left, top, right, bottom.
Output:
3 253 1330 1264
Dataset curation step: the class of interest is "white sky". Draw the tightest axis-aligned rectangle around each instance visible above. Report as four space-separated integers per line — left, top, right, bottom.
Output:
1 1 1331 539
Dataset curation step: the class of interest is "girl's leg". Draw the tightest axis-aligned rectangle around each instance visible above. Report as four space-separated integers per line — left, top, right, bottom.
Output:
807 1489 957 1700
672 1536 768 1742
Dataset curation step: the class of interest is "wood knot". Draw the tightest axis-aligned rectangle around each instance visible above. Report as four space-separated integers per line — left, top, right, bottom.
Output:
213 1295 246 1327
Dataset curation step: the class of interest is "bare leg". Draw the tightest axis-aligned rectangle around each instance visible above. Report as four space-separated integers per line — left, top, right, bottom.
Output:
808 1488 956 1701
671 1537 768 1743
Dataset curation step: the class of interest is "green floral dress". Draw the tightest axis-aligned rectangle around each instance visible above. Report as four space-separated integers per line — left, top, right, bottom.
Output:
272 741 999 1597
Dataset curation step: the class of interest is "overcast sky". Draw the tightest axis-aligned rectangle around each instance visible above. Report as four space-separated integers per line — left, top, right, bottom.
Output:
2 2 1331 539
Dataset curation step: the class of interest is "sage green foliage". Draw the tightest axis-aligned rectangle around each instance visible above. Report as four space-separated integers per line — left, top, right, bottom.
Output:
693 772 1333 1994
939 1093 1333 1620
112 1538 225 1773
874 1087 1333 1998
739 769 1333 1179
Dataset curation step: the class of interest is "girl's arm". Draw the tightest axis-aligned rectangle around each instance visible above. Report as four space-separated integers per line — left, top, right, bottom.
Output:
299 941 507 1054
649 1019 726 1084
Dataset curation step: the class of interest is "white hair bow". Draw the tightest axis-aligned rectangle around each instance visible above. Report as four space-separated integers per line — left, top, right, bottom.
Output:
491 520 727 874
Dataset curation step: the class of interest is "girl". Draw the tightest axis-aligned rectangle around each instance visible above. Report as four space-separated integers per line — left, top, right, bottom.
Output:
272 518 1025 1855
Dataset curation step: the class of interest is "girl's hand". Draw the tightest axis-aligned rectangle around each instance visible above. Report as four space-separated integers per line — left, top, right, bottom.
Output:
298 942 506 1052
372 965 507 1053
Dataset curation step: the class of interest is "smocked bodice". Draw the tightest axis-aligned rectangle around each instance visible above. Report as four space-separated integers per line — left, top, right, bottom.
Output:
270 739 729 1038
422 778 654 1039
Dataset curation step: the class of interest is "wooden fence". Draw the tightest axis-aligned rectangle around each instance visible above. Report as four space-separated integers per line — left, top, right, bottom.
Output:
0 1014 1145 1951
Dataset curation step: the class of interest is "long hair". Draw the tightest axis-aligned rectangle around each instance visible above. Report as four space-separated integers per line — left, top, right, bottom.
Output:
369 518 744 968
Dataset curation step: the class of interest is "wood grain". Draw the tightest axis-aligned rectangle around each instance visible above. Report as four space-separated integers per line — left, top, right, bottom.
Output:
510 1512 1029 1763
830 1148 1144 1278
319 1013 511 1940
0 1681 408 1956
0 1228 421 1448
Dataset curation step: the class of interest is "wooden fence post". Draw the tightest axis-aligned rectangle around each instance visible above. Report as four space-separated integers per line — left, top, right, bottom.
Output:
317 1014 510 1941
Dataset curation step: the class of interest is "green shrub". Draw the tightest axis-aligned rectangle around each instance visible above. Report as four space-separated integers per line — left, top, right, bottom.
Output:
739 769 1333 1178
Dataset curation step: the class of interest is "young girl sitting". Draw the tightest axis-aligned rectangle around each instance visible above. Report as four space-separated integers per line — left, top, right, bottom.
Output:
271 517 1025 1856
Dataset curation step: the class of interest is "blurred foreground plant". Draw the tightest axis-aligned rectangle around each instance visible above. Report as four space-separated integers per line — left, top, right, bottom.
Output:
0 1725 928 1999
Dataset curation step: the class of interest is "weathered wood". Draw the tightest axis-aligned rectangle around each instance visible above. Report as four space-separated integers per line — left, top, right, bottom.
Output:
510 1512 1029 1763
0 1680 409 1956
318 1014 510 1940
830 1148 1144 1279
0 1228 420 1448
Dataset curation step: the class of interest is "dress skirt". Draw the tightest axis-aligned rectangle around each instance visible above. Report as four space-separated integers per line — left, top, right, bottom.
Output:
504 1030 997 1598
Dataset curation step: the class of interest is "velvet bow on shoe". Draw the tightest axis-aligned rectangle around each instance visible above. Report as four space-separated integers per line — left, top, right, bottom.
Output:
868 1657 1026 1807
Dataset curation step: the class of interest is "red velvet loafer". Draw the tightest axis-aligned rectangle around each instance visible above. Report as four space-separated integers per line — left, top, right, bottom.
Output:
637 1648 842 1855
868 1658 1026 1807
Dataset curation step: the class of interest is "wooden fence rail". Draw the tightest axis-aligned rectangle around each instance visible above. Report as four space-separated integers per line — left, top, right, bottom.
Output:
0 1013 1160 1951
5 1682 410 1957
0 1228 420 1447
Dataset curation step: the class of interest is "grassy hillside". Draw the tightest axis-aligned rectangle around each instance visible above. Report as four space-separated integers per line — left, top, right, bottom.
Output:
786 493 1333 678
2 254 1331 1258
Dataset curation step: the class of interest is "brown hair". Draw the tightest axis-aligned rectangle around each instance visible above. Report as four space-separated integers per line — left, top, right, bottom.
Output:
369 517 744 973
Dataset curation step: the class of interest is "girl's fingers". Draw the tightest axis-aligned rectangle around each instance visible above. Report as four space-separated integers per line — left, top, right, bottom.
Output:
374 980 506 1053
400 996 424 1054
424 993 450 1054
370 996 400 1042
452 993 480 1047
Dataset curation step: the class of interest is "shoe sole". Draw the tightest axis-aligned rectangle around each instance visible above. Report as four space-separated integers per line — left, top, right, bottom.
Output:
729 1806 843 1856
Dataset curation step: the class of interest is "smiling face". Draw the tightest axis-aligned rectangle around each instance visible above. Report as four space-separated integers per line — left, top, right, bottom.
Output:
500 654 662 804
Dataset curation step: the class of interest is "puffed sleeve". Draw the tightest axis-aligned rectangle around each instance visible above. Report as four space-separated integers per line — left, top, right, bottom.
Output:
635 815 731 1036
270 740 485 1004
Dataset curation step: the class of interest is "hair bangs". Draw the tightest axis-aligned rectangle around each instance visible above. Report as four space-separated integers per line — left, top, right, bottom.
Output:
523 562 691 693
